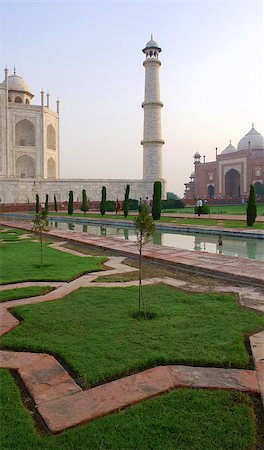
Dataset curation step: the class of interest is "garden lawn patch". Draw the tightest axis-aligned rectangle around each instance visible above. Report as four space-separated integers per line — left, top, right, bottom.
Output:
0 369 257 450
1 285 263 387
0 286 54 303
0 229 28 241
0 240 105 284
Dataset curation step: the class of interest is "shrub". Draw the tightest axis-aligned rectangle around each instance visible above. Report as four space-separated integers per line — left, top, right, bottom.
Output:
247 184 257 226
45 194 49 213
105 201 115 212
194 203 210 215
100 186 106 216
81 189 88 214
54 195 58 213
152 181 162 220
68 191 74 215
128 199 139 210
123 184 130 218
162 199 185 209
35 194 40 214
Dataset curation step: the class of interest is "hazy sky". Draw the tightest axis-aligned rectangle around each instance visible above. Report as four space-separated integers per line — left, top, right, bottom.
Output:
0 0 263 196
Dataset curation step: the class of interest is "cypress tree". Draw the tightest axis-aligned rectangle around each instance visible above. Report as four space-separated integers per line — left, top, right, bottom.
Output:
123 184 130 218
81 189 87 214
100 186 106 216
68 190 74 215
45 194 49 213
36 194 40 214
54 195 58 213
152 181 162 220
247 184 257 226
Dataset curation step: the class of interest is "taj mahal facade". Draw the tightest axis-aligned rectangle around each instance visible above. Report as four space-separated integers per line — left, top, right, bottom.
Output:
0 37 166 205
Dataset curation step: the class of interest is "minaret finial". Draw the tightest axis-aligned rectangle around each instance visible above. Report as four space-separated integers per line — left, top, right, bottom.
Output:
229 139 231 144
151 33 153 40
252 122 254 128
14 66 16 75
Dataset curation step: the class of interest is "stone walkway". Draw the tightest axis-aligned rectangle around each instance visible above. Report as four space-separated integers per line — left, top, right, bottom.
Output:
0 228 264 433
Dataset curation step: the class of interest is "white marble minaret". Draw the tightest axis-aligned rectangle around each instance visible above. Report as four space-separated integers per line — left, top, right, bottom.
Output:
141 35 165 181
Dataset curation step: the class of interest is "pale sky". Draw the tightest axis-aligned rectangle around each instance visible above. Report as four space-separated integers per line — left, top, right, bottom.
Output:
0 0 263 196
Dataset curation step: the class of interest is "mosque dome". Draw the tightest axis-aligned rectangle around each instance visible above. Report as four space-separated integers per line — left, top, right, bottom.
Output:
1 71 33 97
194 151 201 158
221 141 237 155
237 125 264 151
191 171 195 178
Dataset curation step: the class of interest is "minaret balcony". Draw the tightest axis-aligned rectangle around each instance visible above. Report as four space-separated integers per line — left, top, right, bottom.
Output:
141 139 165 146
141 101 163 108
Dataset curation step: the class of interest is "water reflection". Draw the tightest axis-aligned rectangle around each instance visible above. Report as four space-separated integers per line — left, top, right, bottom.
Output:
48 220 263 261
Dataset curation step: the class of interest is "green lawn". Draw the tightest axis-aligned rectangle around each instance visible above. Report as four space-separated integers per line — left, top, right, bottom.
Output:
2 285 263 387
0 239 105 284
0 286 54 303
164 203 264 215
0 369 257 450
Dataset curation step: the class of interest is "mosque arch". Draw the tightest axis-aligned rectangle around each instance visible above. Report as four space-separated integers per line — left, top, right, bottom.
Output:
16 155 36 178
207 185 215 199
14 96 22 103
225 169 240 198
47 157 56 179
25 99 30 104
15 119 35 147
47 124 56 150
8 97 11 102
254 181 263 196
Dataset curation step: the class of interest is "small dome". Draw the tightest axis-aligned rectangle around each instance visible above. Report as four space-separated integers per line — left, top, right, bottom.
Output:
237 125 264 151
221 141 237 155
194 151 201 158
191 171 195 178
2 73 33 96
145 38 159 48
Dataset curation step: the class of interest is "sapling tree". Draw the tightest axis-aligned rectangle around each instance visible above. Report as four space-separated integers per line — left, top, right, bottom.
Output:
247 184 257 226
32 209 50 267
100 186 106 216
134 202 155 318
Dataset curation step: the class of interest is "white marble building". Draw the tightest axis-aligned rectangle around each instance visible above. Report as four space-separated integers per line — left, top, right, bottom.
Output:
0 37 166 204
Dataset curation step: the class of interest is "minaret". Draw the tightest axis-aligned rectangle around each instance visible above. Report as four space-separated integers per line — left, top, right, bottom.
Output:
141 35 164 180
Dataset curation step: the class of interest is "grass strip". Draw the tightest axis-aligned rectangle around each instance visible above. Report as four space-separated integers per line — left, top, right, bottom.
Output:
0 286 54 303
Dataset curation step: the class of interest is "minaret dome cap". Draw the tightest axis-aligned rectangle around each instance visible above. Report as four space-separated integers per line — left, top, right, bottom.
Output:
142 34 162 53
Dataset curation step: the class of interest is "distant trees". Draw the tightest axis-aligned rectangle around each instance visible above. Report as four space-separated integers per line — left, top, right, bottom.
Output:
152 181 162 220
100 186 106 216
81 189 88 214
68 190 74 215
247 184 257 226
35 194 40 214
123 184 130 218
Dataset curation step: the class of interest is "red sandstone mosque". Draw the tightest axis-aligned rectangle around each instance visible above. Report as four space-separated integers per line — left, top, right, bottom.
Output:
184 124 264 202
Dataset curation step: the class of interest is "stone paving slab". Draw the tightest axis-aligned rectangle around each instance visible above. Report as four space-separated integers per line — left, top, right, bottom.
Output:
37 365 260 433
18 355 82 406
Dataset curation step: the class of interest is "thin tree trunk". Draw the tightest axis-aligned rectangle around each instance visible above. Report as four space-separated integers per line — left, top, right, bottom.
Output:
139 238 142 312
40 231 43 266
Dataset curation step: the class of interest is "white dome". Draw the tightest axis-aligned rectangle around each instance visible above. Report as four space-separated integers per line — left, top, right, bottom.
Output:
146 38 159 48
221 142 237 155
2 73 32 95
237 125 264 151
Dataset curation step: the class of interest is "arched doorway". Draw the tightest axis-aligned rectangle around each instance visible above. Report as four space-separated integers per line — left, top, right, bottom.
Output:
47 158 56 179
254 181 263 196
16 155 36 178
225 169 240 197
15 119 35 146
207 185 214 199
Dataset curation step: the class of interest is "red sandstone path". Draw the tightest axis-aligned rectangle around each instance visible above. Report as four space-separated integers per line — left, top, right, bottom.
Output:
0 223 263 433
